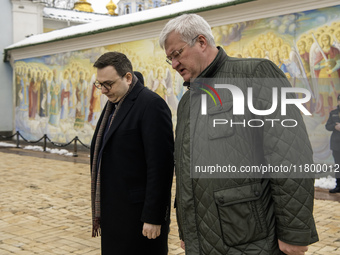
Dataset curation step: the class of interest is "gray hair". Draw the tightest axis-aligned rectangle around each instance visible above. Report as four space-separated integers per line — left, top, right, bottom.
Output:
159 14 216 49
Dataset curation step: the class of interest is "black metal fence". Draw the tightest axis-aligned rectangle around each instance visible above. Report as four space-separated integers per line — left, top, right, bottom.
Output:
0 131 90 157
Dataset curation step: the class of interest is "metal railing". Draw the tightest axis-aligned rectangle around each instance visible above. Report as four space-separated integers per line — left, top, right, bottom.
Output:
0 131 90 157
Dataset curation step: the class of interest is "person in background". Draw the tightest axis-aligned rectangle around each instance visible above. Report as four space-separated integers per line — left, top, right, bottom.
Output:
326 94 340 193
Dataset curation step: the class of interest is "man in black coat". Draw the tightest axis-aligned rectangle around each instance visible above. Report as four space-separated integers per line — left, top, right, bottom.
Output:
90 52 174 254
325 94 340 193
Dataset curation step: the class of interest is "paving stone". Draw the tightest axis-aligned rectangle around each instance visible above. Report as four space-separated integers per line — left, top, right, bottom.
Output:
0 150 339 255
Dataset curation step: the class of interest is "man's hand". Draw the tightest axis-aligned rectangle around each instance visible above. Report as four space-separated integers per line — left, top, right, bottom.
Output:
278 239 308 255
142 223 161 239
335 123 340 131
180 240 185 250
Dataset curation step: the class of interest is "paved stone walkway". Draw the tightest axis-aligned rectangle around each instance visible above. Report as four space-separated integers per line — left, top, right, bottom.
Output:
0 150 339 254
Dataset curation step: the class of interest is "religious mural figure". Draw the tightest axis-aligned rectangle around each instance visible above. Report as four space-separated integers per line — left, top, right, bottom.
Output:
298 39 310 77
88 82 102 128
146 66 178 112
18 67 29 111
274 37 283 48
15 67 21 108
39 72 48 117
266 39 274 57
46 72 52 116
69 70 77 118
312 33 340 117
334 29 340 50
84 72 92 122
60 71 70 120
28 71 39 120
306 37 314 53
149 67 167 99
48 69 61 126
174 71 184 102
270 48 290 78
35 72 42 116
281 44 300 78
74 71 86 129
253 48 264 58
282 43 315 111
163 68 178 112
242 47 252 58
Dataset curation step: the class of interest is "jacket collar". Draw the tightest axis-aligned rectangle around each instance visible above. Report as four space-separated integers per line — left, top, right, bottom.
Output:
183 46 228 88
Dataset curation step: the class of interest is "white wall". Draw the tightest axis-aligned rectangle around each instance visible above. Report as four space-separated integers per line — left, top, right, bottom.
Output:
12 0 44 43
0 0 44 134
0 0 13 134
43 19 83 32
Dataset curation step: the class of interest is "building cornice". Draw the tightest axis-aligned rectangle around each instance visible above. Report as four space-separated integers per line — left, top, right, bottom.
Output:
4 0 340 62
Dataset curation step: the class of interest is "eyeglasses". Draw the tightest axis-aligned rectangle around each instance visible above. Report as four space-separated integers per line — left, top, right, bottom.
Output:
166 35 199 65
93 74 126 90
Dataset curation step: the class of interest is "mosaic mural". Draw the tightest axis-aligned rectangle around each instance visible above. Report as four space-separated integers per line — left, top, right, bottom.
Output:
14 4 340 163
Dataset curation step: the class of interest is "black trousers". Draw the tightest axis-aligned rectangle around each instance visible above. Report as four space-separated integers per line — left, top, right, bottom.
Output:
332 150 340 187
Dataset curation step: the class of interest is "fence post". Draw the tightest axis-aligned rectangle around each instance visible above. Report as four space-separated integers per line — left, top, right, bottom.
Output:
73 136 78 157
16 131 20 148
43 134 47 152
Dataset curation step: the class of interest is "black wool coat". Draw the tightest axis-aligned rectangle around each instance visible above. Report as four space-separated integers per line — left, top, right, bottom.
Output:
326 106 340 151
90 79 174 255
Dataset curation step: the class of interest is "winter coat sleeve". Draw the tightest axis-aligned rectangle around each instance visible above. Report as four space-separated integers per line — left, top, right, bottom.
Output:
140 96 174 225
252 61 318 246
325 111 336 131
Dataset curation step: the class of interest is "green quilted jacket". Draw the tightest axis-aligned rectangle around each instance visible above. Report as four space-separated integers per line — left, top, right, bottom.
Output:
174 47 318 255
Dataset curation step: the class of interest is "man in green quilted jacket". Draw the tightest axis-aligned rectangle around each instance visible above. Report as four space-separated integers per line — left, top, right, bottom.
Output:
159 14 318 255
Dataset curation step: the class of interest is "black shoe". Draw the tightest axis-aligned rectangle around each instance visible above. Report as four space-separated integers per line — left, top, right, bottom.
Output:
329 187 340 193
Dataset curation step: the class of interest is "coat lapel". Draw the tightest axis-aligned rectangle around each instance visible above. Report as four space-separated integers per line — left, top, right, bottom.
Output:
101 81 144 148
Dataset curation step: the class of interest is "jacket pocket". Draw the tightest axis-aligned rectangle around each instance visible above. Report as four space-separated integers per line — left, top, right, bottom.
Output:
214 183 268 247
207 103 234 139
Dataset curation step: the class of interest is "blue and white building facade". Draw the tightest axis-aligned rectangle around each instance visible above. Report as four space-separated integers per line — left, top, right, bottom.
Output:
117 0 182 15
